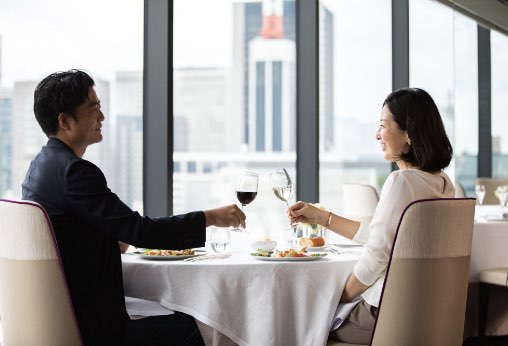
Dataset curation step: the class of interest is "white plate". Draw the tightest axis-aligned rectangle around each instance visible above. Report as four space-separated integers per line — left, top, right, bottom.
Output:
135 250 208 261
252 253 327 261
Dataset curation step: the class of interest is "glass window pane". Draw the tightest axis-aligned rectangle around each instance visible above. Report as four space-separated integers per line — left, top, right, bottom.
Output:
492 30 508 178
318 0 392 218
410 0 478 196
174 0 296 240
453 13 478 195
0 0 144 211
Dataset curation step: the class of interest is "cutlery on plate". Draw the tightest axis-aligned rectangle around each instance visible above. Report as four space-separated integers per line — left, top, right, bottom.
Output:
327 244 364 254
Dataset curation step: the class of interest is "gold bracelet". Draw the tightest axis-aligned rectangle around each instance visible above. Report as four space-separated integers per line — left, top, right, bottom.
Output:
326 211 332 227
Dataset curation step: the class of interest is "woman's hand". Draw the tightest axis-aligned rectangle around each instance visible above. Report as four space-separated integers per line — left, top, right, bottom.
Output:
287 201 327 226
340 273 369 303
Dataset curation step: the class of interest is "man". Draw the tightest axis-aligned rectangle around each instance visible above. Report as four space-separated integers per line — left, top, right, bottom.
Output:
22 70 245 345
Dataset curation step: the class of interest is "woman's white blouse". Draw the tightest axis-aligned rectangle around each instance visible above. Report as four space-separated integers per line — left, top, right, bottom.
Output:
352 169 455 307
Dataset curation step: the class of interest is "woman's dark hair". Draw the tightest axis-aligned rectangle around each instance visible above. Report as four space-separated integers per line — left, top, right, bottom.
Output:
383 87 453 172
33 69 95 137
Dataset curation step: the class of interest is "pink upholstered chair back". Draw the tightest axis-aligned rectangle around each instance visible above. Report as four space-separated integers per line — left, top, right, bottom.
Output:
0 199 83 346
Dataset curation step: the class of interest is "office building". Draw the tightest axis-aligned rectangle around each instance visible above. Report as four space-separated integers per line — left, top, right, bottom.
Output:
0 88 12 196
115 71 143 211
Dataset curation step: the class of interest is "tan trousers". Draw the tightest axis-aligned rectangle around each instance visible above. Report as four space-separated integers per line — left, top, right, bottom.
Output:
328 300 378 344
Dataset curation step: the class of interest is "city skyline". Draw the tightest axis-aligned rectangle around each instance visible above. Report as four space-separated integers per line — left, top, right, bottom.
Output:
1 0 507 225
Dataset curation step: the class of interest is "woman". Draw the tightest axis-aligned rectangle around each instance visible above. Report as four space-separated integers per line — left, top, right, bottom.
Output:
288 88 454 344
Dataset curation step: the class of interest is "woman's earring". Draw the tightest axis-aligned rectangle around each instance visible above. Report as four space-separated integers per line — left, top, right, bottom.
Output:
407 138 412 146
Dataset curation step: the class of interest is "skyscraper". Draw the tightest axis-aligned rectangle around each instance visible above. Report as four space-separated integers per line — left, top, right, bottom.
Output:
233 0 334 152
0 88 12 196
83 78 112 180
0 35 3 85
11 80 45 197
233 0 295 151
115 71 143 211
248 0 295 152
174 67 231 152
319 4 334 152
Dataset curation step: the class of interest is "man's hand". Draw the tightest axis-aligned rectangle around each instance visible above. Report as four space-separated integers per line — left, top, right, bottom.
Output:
118 241 130 253
204 204 246 228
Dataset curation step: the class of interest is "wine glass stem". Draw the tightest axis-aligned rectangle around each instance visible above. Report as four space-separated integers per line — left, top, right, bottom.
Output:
285 201 295 228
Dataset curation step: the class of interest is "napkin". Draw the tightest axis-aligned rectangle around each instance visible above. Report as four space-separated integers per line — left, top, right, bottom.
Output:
125 296 175 320
330 297 362 331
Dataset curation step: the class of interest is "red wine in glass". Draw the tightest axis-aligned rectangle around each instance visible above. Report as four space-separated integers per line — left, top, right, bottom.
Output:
236 191 257 205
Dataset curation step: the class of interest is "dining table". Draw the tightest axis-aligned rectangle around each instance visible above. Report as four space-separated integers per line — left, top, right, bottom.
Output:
121 237 361 346
463 213 508 337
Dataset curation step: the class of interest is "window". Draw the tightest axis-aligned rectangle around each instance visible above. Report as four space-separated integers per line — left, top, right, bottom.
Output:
173 0 296 239
0 0 143 211
453 14 478 195
318 0 392 214
492 30 508 178
410 0 478 195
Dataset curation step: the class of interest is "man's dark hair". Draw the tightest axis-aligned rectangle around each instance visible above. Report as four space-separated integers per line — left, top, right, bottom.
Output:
33 69 95 137
383 87 453 172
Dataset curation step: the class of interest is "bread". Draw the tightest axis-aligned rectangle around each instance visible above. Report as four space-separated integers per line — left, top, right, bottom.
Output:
299 236 325 248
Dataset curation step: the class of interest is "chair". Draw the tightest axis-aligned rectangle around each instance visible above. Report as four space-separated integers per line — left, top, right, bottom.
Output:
342 183 379 223
478 268 508 337
0 199 83 346
455 181 467 198
327 198 475 346
475 178 508 205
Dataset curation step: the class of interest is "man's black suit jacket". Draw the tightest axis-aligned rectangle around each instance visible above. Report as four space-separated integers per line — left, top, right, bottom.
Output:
22 137 206 344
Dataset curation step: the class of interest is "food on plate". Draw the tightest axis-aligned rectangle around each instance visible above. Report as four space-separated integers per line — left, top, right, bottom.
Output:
272 248 308 258
271 248 325 258
250 249 273 257
143 249 195 256
298 236 325 248
251 248 326 258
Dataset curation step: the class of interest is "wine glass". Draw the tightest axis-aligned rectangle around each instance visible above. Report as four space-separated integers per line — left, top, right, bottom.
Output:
495 185 508 218
232 171 258 232
475 184 486 205
270 168 297 247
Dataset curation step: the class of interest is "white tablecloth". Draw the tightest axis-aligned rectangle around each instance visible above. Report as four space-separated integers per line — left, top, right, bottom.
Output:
122 251 359 346
470 220 508 281
462 218 508 337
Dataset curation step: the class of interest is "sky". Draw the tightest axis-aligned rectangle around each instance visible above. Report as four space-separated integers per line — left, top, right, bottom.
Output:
0 0 235 87
0 0 144 87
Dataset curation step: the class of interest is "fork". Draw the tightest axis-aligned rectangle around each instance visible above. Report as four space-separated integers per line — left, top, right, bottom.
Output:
327 245 364 254
183 252 232 262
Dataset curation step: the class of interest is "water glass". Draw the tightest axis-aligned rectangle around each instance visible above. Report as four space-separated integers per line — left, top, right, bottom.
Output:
210 228 231 253
286 225 304 248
